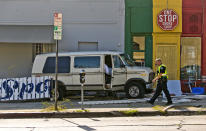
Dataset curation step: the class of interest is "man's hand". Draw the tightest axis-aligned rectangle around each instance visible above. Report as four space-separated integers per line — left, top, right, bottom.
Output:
152 79 156 83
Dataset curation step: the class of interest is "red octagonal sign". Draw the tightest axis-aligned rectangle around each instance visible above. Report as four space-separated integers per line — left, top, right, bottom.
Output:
157 9 179 30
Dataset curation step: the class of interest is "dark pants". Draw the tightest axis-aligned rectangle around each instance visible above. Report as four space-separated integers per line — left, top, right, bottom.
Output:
150 79 172 103
105 74 111 84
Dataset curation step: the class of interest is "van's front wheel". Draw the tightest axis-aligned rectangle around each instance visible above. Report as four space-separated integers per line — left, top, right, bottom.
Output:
125 82 145 98
51 81 65 101
51 87 65 101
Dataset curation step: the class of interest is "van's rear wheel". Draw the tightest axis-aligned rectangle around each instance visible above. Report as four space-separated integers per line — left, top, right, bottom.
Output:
125 82 145 98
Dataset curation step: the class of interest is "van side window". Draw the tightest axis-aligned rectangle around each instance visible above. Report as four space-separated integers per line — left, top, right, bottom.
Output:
113 55 124 68
43 56 70 73
74 56 100 68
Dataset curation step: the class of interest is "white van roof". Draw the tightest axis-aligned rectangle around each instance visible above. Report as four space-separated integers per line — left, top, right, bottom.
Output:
37 51 124 57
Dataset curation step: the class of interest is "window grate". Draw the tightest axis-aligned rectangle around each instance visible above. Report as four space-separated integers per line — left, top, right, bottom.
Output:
32 43 55 62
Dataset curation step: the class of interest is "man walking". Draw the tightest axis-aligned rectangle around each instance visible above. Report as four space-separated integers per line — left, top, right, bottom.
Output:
147 58 173 105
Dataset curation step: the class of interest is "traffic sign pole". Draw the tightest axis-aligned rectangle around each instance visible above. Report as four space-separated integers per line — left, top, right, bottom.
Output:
55 39 58 111
53 13 62 111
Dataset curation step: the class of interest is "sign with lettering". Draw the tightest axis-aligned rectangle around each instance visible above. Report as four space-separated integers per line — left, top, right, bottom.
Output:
54 13 62 40
157 9 178 30
0 77 51 101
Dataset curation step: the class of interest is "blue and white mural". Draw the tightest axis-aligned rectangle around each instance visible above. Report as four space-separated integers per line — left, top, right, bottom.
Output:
0 76 51 101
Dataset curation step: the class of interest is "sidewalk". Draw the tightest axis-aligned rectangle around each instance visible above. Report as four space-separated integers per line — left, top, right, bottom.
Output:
0 95 206 118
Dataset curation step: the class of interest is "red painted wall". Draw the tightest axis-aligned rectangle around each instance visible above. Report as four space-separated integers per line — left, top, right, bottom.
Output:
182 0 206 77
182 0 203 34
202 0 206 76
182 9 202 34
183 0 203 8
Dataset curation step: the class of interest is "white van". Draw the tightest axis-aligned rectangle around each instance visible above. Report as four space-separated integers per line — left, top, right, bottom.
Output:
32 51 155 99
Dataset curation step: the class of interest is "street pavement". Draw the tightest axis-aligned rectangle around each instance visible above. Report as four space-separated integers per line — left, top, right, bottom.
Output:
0 94 206 118
0 115 206 131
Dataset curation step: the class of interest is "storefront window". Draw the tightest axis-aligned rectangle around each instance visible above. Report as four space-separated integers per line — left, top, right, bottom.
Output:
181 37 201 80
132 36 145 66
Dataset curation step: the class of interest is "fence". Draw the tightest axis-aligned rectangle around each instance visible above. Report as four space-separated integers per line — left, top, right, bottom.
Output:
0 76 51 101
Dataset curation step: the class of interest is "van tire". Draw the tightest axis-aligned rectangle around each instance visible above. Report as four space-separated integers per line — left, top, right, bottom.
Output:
58 86 65 100
51 81 65 101
125 82 145 98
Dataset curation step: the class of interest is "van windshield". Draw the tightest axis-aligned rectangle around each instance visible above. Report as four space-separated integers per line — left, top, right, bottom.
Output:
120 54 135 66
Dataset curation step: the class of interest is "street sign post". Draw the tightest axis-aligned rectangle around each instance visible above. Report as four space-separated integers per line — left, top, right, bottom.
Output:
157 9 178 31
54 13 62 40
54 13 62 111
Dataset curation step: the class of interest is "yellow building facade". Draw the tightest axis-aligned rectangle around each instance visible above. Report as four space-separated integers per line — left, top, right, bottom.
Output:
153 0 182 80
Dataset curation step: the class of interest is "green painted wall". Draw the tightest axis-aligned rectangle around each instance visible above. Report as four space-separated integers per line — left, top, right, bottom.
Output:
125 0 153 68
131 8 153 33
145 35 153 68
125 0 152 7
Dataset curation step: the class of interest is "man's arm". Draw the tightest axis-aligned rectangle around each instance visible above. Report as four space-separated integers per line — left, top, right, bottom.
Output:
152 66 165 83
152 73 162 83
104 64 109 75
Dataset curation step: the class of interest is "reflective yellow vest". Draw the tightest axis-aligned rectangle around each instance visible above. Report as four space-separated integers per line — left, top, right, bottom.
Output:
157 64 168 79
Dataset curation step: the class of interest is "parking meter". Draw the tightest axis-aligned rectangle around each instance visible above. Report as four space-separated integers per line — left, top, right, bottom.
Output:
80 69 86 84
79 69 85 110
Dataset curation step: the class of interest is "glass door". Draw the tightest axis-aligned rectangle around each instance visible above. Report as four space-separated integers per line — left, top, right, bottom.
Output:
181 37 201 80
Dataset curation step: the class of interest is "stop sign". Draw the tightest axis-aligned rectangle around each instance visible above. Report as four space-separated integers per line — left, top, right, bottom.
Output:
157 9 179 30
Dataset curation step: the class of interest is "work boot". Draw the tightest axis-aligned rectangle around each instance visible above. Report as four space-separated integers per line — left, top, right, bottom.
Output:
146 100 154 105
165 102 173 106
105 84 110 89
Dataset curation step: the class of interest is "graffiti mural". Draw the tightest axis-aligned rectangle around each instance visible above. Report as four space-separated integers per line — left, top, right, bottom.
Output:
0 76 51 101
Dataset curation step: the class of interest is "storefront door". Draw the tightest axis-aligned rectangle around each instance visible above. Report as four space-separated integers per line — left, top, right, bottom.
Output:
156 44 178 80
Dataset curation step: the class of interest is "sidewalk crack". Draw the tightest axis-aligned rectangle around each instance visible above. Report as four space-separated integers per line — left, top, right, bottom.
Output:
177 119 185 131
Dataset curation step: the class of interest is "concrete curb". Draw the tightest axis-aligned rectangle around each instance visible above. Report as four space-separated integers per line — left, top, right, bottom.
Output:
0 112 116 119
117 110 206 116
1 110 206 119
